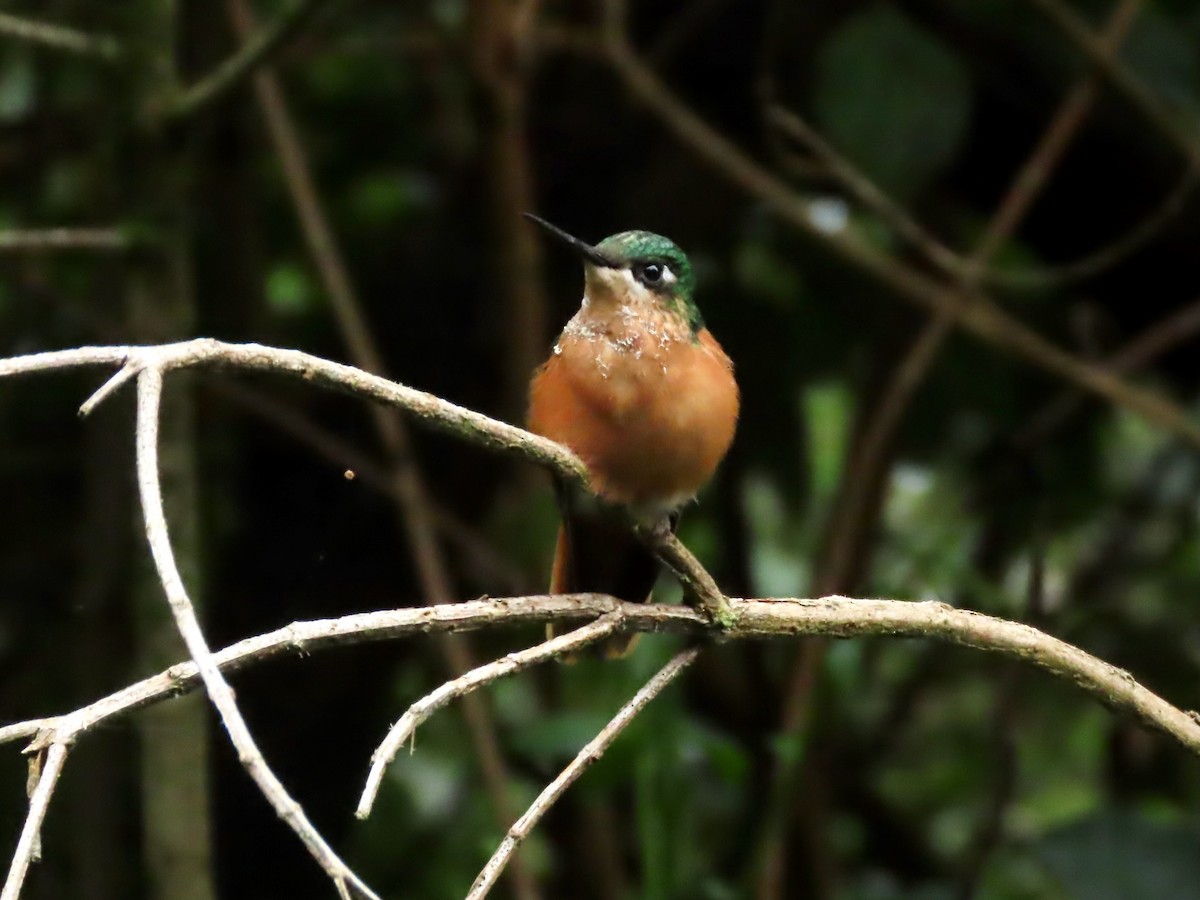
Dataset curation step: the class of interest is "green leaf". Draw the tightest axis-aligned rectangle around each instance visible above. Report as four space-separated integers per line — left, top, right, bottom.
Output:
507 711 612 769
802 382 852 501
348 171 436 225
840 874 955 900
636 746 675 900
732 239 804 309
1034 811 1200 899
0 52 35 122
743 474 809 595
1122 9 1200 114
687 722 749 789
812 6 972 195
266 262 319 316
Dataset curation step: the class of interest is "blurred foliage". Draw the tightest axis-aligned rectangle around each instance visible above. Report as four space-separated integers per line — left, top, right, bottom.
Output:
813 7 972 196
4 1 1200 899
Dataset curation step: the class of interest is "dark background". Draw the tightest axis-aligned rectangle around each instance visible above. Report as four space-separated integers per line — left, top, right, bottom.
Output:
2 0 1200 897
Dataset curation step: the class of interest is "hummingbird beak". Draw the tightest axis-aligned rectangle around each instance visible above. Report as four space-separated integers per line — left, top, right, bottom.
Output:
524 213 618 268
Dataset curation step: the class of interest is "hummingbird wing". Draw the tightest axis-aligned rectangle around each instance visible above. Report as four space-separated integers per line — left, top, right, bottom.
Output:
548 479 677 659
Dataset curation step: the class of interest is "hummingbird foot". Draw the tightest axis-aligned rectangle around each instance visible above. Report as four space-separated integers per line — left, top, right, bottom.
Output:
631 511 682 568
646 513 675 542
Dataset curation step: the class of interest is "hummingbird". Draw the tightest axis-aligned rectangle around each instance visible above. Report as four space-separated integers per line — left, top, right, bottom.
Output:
524 214 739 657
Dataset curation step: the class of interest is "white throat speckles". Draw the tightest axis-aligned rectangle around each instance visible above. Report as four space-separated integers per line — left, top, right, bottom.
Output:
550 266 693 379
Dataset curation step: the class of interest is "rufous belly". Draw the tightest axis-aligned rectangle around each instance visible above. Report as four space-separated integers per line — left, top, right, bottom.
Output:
528 327 738 510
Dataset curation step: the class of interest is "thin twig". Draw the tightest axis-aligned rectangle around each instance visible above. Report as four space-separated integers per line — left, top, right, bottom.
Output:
1025 0 1200 163
1 593 1198 769
133 369 379 900
756 5 1144 887
4 342 1200 750
984 165 1199 290
765 106 967 279
0 339 589 483
637 526 732 624
356 613 624 818
224 5 539 891
168 0 331 120
1016 296 1200 449
0 340 733 620
1 743 68 900
766 105 1195 292
0 228 128 252
0 597 629 750
970 0 1146 269
3 585 1200 898
597 5 1200 449
78 363 138 417
0 12 120 60
814 0 1144 596
467 647 701 900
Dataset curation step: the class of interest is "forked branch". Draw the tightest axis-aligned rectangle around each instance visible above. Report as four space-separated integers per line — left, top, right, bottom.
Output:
356 613 624 819
466 647 701 899
596 3 1200 450
5 340 1200 899
3 590 1200 756
167 0 332 119
133 369 380 900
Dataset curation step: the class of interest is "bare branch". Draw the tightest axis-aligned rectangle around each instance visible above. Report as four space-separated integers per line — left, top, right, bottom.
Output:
985 166 1198 290
766 103 1195 294
971 0 1146 269
637 526 732 623
1016 296 1200 448
1025 0 1200 163
0 228 128 252
598 10 1200 449
1 744 68 900
356 613 624 819
2 594 1199 766
813 0 1144 596
5 341 728 627
0 339 588 484
133 368 379 900
2 340 727 615
79 363 139 417
0 595 641 750
467 647 701 900
8 339 1200 897
765 106 967 279
168 0 332 120
210 17 548 885
0 12 119 60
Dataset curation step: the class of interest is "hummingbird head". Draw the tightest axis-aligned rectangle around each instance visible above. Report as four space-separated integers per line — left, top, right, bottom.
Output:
525 214 703 335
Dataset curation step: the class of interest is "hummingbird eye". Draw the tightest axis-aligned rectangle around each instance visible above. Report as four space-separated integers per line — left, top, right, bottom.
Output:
636 263 666 287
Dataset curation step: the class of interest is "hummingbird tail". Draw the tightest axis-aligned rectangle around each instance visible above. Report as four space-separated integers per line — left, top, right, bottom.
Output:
546 518 658 660
598 630 642 659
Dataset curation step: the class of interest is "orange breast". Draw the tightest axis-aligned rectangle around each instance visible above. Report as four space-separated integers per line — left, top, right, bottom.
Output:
528 327 738 509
